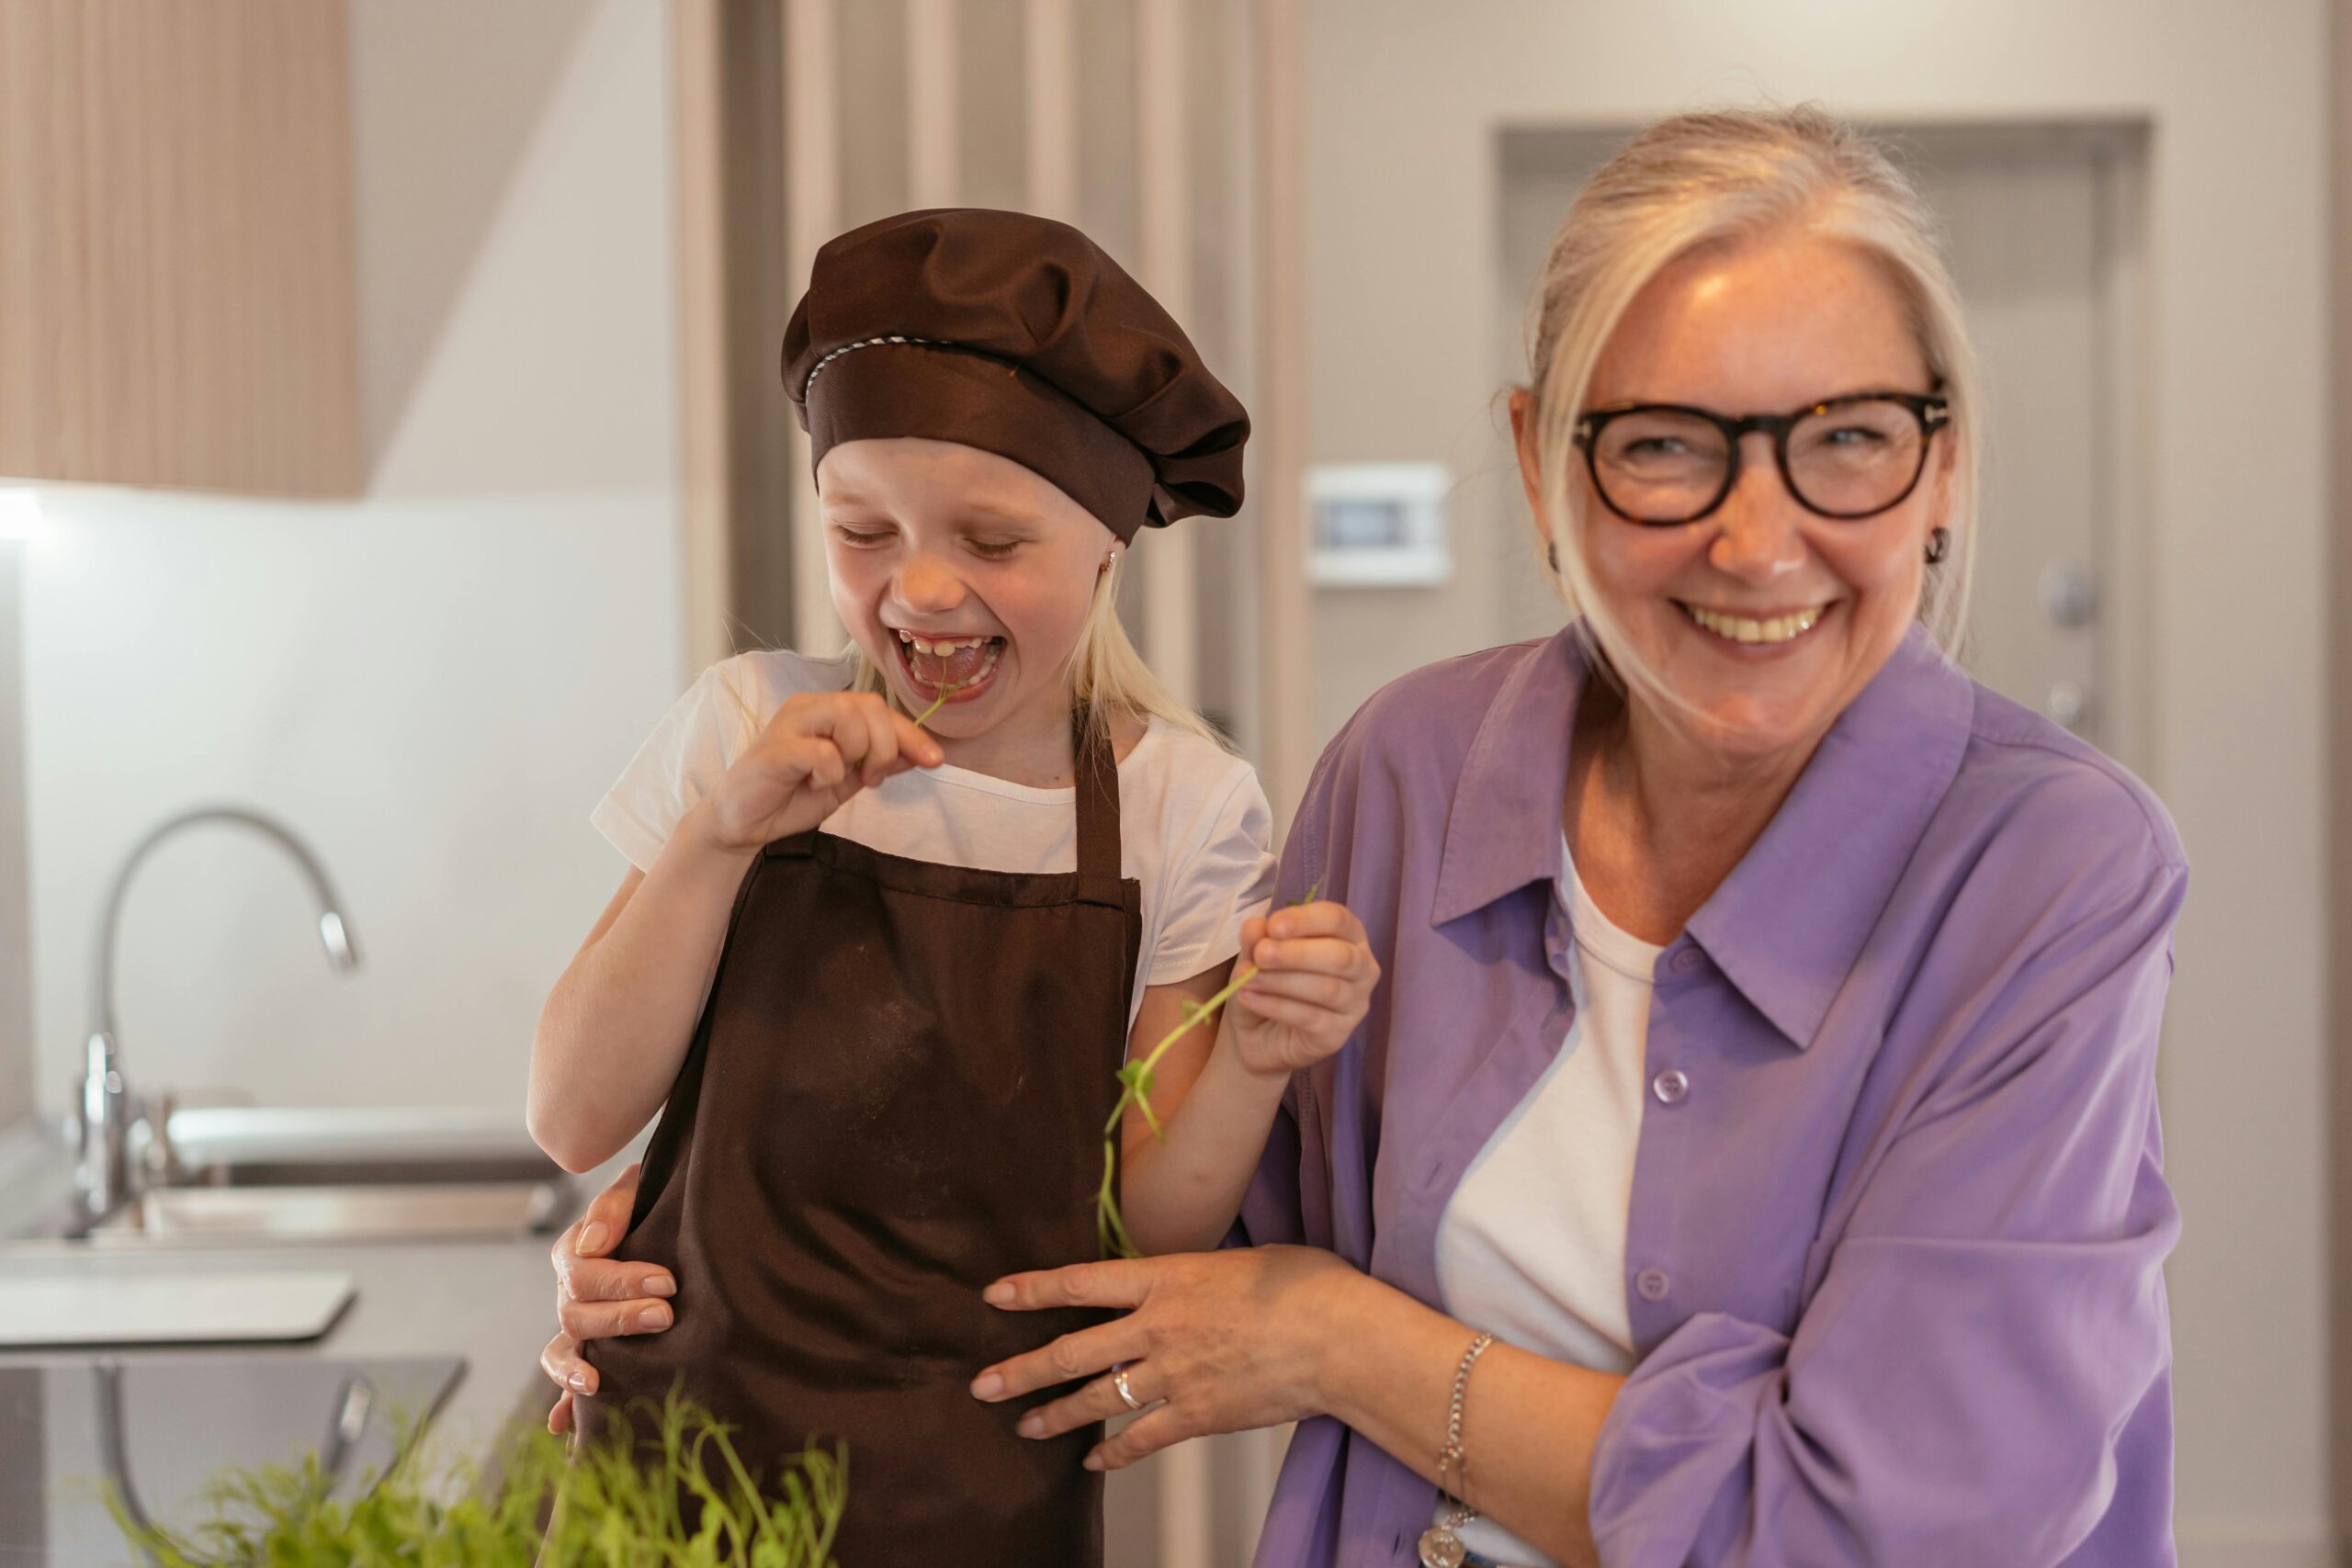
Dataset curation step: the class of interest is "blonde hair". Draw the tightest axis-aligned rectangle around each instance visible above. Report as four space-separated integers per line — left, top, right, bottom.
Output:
1520 105 1983 712
843 549 1231 755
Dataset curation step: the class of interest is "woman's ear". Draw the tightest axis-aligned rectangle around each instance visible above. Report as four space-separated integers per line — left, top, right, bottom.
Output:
1508 388 1555 566
1926 411 1961 531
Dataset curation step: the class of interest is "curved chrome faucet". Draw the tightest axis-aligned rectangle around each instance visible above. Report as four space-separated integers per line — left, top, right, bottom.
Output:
79 807 360 1222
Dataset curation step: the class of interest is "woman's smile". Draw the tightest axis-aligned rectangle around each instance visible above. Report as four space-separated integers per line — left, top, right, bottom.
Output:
1673 598 1838 654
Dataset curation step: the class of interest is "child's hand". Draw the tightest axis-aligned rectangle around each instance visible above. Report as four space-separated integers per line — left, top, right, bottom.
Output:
1226 901 1379 1077
698 692 945 852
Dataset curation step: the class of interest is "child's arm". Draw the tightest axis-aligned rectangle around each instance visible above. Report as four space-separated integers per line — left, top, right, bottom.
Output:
527 692 943 1173
1115 902 1378 1255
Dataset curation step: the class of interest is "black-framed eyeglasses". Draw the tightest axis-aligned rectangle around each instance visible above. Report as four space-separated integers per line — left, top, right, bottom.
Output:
1571 390 1950 526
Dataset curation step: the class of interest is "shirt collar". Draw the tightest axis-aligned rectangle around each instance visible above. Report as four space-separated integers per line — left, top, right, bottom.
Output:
1430 622 1976 1051
1430 627 1586 930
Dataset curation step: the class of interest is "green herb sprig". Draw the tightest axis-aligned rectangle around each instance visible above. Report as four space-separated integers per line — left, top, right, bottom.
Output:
104 1388 845 1568
1095 885 1318 1258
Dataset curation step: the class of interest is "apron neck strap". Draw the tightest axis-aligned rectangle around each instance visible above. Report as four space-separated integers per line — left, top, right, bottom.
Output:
1071 707 1122 883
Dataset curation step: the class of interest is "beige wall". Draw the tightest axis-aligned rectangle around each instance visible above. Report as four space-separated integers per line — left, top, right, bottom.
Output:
1305 3 2333 1562
2331 1 2352 1552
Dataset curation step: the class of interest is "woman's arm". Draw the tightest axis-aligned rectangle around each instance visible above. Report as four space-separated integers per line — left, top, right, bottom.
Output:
970 1249 1622 1565
1317 1272 1623 1565
1578 859 2187 1568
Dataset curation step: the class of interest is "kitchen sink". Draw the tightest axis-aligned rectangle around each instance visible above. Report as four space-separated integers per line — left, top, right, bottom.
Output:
6 1109 575 1248
82 1164 568 1245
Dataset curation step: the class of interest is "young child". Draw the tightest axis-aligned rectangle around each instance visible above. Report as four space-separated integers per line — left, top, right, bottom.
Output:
527 209 1376 1564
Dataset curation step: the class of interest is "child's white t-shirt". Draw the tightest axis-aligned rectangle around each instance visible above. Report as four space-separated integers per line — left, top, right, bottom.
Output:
592 650 1277 1033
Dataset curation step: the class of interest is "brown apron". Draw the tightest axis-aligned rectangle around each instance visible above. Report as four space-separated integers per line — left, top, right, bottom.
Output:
581 714 1139 1565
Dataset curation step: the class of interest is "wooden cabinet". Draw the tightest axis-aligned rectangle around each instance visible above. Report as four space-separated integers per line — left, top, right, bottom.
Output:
0 0 360 495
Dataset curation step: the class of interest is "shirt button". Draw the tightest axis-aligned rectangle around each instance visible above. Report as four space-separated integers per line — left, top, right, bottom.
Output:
1635 1268 1671 1302
1669 948 1704 976
1652 1068 1690 1104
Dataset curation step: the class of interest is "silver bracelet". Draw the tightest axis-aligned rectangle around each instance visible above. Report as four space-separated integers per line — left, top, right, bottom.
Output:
1418 1330 1494 1568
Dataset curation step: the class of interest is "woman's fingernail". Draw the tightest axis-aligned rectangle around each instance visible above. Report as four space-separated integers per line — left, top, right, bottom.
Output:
567 1370 591 1393
971 1372 1005 1400
1018 1414 1044 1438
647 1276 676 1298
1082 1450 1105 1472
579 1223 608 1255
639 1303 673 1331
983 1281 1014 1305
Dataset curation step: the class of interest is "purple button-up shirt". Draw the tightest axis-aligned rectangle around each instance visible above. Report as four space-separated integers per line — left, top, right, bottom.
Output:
1240 624 2185 1567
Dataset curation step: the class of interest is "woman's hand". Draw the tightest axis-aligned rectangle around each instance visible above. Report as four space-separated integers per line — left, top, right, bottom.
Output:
969 1245 1358 1471
538 1164 677 1435
699 691 944 852
1227 901 1379 1077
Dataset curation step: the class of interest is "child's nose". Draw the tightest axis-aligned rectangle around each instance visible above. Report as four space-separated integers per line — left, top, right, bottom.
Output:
896 552 967 612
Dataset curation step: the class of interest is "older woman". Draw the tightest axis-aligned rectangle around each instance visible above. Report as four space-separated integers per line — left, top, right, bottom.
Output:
542 107 2182 1567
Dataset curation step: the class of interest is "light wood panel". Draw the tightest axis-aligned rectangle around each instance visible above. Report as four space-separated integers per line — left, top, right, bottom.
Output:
784 0 842 652
672 0 795 667
0 0 360 495
673 0 733 671
1251 0 1311 834
906 0 959 208
1023 0 1077 220
1136 0 1199 712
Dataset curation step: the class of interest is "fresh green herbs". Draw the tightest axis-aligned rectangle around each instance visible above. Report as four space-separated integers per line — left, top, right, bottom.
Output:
1095 885 1317 1258
912 690 948 728
105 1388 845 1568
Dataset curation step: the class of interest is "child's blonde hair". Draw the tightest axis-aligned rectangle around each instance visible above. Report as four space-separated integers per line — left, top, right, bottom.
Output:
1520 105 1984 712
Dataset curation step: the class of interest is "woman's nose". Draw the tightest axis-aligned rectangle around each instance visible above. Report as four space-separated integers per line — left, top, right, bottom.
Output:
1707 435 1808 583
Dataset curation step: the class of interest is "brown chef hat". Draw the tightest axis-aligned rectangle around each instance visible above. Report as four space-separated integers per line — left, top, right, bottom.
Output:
782 209 1249 542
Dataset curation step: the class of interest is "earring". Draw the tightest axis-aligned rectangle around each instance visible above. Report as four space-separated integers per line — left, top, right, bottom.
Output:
1925 526 1951 566
1102 548 1119 573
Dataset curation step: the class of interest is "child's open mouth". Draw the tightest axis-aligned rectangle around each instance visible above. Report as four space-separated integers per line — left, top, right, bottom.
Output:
895 629 1005 704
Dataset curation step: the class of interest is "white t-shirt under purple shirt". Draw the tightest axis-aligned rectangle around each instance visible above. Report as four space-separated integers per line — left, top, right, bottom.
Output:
1432 832 1659 1568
